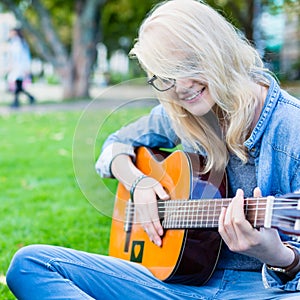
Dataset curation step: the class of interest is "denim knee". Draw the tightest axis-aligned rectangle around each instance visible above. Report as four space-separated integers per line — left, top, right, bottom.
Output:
6 245 43 290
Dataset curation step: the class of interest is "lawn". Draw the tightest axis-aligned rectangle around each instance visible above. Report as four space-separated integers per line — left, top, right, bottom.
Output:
0 104 151 298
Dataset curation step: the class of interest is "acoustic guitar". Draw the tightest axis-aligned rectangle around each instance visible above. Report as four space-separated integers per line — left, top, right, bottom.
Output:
109 147 300 286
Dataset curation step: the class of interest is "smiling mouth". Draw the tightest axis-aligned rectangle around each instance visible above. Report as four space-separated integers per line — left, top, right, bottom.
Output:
184 87 206 101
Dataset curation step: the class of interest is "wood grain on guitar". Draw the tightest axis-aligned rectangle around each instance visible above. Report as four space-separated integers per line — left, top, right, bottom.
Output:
109 147 300 286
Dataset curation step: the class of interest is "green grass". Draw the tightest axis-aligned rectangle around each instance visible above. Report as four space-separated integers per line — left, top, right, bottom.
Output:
0 105 151 298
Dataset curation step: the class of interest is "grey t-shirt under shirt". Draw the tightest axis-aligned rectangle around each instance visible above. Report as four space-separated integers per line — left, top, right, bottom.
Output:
216 153 262 271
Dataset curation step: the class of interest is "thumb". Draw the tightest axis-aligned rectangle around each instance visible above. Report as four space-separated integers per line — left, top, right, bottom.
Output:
154 184 170 200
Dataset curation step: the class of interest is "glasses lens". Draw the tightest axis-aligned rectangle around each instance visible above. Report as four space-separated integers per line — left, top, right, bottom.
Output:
157 78 174 91
149 76 175 92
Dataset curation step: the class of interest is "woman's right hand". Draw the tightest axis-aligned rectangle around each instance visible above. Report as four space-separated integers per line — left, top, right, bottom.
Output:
111 153 169 247
132 176 169 247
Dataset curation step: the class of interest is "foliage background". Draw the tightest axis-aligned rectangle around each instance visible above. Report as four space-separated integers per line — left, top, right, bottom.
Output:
2 0 299 99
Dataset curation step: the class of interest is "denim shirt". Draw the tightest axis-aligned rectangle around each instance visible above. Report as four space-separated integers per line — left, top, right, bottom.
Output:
96 75 300 291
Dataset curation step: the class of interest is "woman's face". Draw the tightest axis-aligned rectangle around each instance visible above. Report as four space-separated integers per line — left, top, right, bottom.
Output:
172 77 215 116
152 75 216 116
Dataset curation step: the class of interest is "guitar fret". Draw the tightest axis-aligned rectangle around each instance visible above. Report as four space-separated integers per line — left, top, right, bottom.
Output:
191 200 194 227
173 200 177 228
197 201 201 228
200 200 204 228
212 201 216 228
180 201 185 227
254 198 259 228
245 198 249 220
164 201 169 228
206 200 210 227
184 200 188 228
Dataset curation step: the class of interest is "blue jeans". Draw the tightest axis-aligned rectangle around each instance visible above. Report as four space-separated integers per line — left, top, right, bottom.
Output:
6 245 299 299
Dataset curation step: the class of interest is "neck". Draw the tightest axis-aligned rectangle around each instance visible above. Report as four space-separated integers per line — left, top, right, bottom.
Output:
251 84 268 130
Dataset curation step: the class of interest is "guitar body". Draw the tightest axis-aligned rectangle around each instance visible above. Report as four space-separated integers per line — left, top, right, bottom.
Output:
109 147 227 286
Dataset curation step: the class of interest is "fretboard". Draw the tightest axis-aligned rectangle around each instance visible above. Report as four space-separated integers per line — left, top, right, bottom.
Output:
159 198 269 229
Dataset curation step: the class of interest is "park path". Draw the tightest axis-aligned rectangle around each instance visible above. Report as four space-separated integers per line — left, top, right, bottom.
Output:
0 82 157 115
1 81 299 115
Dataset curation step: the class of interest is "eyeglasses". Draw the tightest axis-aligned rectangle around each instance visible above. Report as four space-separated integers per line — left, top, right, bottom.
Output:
147 75 176 92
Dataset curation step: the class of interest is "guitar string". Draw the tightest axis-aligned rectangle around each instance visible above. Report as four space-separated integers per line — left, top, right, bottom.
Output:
127 211 298 228
125 198 300 228
126 217 297 229
160 215 297 229
126 210 298 224
156 203 299 210
154 199 299 204
127 203 300 215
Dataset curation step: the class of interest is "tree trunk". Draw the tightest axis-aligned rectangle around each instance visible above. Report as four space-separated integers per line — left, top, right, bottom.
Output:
245 0 255 44
3 0 106 100
68 0 104 99
56 62 75 100
223 0 255 42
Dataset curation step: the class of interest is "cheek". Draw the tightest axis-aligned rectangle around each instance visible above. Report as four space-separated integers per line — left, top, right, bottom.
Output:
158 90 178 105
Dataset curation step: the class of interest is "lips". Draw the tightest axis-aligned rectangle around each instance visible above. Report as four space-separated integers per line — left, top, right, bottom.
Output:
182 87 206 102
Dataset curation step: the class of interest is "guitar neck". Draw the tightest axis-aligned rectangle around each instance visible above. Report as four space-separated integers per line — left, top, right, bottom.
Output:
158 197 293 230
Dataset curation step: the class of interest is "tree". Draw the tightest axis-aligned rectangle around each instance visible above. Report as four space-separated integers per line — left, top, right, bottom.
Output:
2 0 106 100
204 0 256 43
102 0 160 55
206 0 300 45
3 0 297 100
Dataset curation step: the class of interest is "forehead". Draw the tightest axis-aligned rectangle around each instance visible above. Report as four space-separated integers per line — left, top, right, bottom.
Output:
138 21 204 76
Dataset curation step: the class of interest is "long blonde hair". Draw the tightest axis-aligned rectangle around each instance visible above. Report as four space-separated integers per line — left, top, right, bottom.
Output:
130 0 270 173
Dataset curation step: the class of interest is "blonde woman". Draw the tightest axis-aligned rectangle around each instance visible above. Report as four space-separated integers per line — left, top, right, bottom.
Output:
7 1 300 299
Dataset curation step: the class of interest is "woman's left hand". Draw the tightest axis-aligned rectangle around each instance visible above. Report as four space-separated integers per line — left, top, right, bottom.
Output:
218 187 295 266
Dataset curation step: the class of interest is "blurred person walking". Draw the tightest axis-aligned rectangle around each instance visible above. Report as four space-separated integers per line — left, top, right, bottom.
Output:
7 28 35 108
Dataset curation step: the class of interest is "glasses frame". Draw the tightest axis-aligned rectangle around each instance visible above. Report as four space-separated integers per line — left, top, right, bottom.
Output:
147 75 176 92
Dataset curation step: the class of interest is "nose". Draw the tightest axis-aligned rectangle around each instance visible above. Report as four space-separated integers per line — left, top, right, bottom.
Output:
175 78 194 93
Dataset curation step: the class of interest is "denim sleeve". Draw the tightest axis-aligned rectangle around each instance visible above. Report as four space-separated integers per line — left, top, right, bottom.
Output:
292 164 300 194
95 105 180 178
262 242 300 291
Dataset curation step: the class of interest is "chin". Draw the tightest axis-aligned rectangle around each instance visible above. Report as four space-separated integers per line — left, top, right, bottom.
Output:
184 104 212 116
